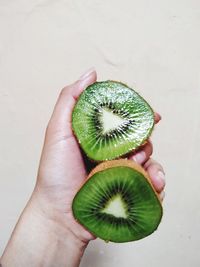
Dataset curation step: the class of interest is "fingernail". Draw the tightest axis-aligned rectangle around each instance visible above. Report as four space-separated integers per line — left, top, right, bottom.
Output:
153 171 165 193
157 171 165 185
133 151 146 164
79 67 95 80
159 191 165 201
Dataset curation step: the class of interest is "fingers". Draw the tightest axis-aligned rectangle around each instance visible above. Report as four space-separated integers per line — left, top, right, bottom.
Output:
154 112 161 124
144 158 165 194
47 68 97 137
129 140 153 165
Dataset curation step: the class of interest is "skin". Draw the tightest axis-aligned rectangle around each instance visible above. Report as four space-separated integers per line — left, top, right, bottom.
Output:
0 68 165 267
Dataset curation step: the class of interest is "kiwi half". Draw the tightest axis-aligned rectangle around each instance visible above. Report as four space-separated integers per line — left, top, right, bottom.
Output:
72 160 162 243
72 81 154 161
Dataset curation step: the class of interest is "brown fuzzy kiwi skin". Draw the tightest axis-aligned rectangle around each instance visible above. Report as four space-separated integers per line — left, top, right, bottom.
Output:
76 159 162 204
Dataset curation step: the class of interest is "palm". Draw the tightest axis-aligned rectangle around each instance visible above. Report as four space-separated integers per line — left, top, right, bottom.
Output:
36 129 95 241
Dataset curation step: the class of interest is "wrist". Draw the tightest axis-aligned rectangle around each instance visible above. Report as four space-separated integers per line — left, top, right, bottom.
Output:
1 194 88 267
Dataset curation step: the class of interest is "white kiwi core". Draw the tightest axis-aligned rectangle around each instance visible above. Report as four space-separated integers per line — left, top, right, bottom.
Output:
101 194 128 218
101 108 125 134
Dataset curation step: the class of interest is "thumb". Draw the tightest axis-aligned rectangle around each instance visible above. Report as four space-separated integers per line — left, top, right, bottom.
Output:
47 68 97 138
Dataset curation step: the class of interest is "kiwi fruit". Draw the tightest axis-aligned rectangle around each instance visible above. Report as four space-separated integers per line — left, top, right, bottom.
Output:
72 159 163 243
72 80 154 161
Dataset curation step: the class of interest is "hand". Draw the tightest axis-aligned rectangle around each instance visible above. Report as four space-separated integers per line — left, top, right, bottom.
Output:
1 68 165 267
34 67 165 240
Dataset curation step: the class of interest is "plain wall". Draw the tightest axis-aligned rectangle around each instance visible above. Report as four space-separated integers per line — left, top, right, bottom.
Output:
0 1 200 266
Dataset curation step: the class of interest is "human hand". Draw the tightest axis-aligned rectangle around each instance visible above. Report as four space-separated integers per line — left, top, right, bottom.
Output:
1 68 165 267
34 68 165 242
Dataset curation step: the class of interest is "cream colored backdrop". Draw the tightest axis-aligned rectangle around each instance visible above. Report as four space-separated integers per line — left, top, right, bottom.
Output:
0 1 200 266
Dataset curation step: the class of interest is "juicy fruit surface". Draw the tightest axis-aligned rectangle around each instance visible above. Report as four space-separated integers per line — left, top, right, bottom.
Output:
72 166 162 243
72 81 154 161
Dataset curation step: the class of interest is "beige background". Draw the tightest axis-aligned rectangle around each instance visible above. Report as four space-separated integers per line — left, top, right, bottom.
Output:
0 1 200 266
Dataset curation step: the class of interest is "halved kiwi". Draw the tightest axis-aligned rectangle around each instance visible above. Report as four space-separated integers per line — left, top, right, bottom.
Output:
72 159 162 243
72 81 154 161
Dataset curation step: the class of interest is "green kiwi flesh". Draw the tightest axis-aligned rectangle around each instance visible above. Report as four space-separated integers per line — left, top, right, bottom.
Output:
72 160 162 243
72 81 155 161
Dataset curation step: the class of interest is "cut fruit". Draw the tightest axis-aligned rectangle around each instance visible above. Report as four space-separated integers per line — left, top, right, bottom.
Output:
72 159 163 243
72 81 155 161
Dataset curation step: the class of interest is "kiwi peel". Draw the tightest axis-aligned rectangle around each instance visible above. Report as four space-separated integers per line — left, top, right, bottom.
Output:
72 159 162 243
72 80 163 243
72 81 155 161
